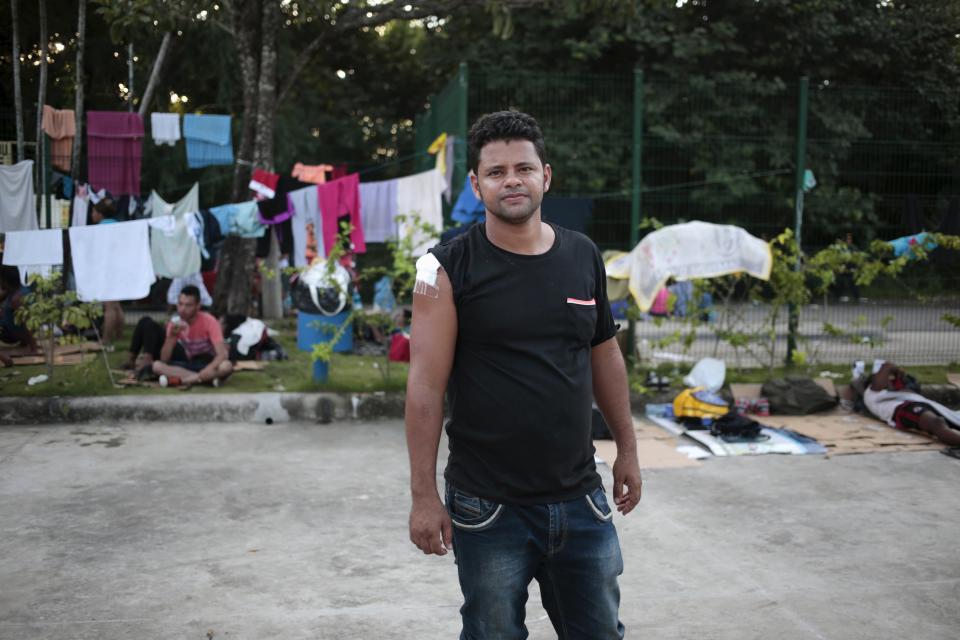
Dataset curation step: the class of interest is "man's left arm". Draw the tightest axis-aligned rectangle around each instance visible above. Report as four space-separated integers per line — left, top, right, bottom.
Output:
591 336 642 515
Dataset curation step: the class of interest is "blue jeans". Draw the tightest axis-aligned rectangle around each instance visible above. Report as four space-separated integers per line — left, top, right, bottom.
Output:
445 483 625 640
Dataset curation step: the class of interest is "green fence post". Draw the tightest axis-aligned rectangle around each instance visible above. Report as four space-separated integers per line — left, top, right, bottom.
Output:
630 69 644 250
454 62 469 199
786 76 809 365
627 69 644 367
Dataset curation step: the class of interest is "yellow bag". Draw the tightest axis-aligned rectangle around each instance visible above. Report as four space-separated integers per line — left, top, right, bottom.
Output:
672 387 729 420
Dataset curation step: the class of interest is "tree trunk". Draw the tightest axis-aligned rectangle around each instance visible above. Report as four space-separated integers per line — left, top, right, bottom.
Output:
10 0 25 162
137 32 173 119
71 0 85 183
212 0 261 317
255 1 282 320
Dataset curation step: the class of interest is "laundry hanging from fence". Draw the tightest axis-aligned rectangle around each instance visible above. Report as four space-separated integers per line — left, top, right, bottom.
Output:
0 160 38 232
183 114 234 168
359 179 399 244
288 185 322 267
42 106 76 172
69 220 156 302
150 211 202 278
318 173 366 255
146 182 200 218
150 112 181 146
396 168 445 257
608 221 773 312
86 111 144 196
1 228 64 284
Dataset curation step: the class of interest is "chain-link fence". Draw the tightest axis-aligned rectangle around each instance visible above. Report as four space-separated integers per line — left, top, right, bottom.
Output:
413 67 960 367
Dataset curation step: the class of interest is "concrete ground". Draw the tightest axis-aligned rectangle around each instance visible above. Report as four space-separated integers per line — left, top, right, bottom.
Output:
1 419 959 639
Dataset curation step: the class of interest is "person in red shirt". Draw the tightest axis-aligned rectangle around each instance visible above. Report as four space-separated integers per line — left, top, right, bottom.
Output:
152 285 233 387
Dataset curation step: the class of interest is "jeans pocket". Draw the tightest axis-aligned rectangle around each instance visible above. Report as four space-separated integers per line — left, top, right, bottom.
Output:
447 486 504 532
585 486 614 523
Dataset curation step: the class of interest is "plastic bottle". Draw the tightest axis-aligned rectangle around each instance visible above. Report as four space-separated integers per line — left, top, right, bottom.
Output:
352 290 363 310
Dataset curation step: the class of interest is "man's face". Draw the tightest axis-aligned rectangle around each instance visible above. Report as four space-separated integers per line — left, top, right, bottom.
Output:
177 294 199 322
471 139 551 225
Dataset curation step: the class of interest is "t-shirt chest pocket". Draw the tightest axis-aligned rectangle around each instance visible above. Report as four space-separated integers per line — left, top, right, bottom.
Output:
565 292 597 343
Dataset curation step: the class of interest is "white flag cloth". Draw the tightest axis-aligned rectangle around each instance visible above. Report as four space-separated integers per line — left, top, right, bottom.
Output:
612 221 772 312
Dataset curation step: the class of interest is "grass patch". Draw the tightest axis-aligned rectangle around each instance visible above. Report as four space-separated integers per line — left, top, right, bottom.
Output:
0 331 408 397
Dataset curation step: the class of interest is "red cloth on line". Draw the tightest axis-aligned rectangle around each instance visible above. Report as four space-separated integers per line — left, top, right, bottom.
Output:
331 164 349 180
86 111 144 196
317 173 366 256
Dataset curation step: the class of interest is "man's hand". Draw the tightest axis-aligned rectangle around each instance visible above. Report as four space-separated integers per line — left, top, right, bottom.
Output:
409 494 453 556
612 451 642 515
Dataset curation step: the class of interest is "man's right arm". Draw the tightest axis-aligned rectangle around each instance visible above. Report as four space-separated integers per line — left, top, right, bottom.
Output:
405 268 457 557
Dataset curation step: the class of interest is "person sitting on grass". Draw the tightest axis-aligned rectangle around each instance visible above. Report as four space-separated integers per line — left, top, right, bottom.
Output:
0 266 39 367
864 361 960 447
151 285 233 387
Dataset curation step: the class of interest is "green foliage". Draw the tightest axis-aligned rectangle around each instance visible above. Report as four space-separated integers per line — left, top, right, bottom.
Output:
15 273 103 378
309 312 355 364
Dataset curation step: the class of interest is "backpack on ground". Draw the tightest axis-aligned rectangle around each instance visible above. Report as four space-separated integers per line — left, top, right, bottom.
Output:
761 376 837 415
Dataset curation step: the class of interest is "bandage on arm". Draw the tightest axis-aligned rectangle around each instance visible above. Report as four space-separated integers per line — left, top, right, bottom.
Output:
414 253 442 299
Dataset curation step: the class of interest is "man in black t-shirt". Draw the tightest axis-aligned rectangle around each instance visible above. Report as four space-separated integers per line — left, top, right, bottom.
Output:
406 110 642 639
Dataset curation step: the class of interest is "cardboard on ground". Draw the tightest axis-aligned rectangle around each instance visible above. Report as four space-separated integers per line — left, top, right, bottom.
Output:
728 379 939 455
593 417 701 469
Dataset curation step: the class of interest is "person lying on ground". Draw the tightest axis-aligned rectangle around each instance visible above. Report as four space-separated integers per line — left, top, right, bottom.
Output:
0 266 39 367
150 285 233 387
864 361 960 446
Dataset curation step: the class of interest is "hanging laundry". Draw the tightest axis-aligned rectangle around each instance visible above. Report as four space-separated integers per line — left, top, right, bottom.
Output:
331 164 348 180
71 184 89 227
292 162 333 185
0 160 38 232
288 185 321 267
150 213 202 278
359 179 399 243
317 173 365 256
249 168 280 199
42 106 76 172
888 231 937 260
87 111 144 196
451 175 485 224
69 220 156 302
542 197 594 234
197 209 225 272
1 228 64 284
256 175 308 258
146 182 200 218
150 112 181 146
167 272 213 306
209 202 266 238
183 114 234 168
396 168 445 257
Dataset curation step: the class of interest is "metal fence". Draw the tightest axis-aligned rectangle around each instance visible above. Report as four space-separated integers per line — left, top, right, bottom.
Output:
413 66 960 367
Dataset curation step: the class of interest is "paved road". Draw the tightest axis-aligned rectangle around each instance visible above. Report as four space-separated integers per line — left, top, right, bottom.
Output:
1 419 959 639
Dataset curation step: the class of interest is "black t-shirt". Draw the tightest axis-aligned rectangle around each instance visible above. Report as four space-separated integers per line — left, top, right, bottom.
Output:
429 222 617 505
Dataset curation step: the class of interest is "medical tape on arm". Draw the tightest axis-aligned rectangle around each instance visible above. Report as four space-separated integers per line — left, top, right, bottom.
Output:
413 253 442 299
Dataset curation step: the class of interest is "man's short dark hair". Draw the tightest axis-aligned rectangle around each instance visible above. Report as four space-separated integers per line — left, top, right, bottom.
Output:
179 285 201 304
467 110 546 174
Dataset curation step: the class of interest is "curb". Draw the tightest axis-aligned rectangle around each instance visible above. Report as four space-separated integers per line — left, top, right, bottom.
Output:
0 392 407 425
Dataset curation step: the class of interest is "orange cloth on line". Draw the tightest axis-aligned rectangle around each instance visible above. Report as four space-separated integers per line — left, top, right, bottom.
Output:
291 163 333 185
42 105 76 172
